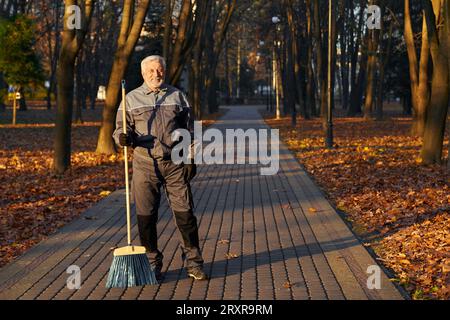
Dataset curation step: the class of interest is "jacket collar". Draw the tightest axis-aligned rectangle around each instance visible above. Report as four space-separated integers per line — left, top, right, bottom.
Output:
141 82 169 95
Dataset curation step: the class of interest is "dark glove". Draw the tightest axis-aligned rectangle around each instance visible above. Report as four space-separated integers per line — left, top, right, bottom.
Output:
184 163 197 182
119 132 135 147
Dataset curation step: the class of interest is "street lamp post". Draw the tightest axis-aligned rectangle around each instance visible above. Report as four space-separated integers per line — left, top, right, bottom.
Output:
325 0 334 149
272 45 278 118
272 16 281 120
12 88 17 126
258 40 271 112
267 71 270 111
268 56 273 112
237 37 241 100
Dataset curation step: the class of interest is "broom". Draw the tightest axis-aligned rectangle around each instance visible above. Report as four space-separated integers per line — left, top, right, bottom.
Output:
105 80 158 288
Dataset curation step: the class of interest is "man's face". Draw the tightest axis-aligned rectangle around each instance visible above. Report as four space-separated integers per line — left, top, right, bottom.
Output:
143 60 165 90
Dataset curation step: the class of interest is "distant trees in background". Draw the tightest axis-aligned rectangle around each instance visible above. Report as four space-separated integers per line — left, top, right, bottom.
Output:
0 14 43 111
95 0 151 155
249 0 448 165
0 0 449 172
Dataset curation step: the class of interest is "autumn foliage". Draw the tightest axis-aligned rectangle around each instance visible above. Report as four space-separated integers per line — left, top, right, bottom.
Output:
1 105 448 300
265 114 449 300
0 105 217 270
0 108 125 269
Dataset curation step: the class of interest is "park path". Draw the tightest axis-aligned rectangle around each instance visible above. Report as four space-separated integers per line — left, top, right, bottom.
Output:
0 106 405 300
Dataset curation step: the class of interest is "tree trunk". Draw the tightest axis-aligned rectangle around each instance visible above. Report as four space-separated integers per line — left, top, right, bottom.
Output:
305 0 316 117
339 0 350 110
204 15 216 115
54 54 75 174
330 0 337 112
350 29 368 116
74 59 83 124
287 31 297 126
421 0 450 164
405 0 430 136
296 38 308 119
415 15 431 136
364 0 379 120
18 87 27 111
286 0 299 125
313 0 327 121
95 0 151 155
376 9 394 121
0 72 6 111
53 0 94 175
421 68 449 164
167 0 192 85
45 1 61 110
403 90 413 115
163 0 172 63
364 30 377 120
207 78 218 114
189 0 213 118
348 0 365 116
46 85 52 110
203 0 237 115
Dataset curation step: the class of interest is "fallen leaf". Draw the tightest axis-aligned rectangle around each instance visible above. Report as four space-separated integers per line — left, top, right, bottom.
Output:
225 253 238 259
442 259 450 273
264 115 450 299
99 190 111 197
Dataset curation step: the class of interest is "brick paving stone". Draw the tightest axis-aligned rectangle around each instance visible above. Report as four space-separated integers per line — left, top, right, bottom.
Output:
0 106 405 300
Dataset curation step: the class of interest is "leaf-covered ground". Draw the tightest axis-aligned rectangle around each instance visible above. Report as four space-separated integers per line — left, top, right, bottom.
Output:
265 114 449 300
0 103 219 270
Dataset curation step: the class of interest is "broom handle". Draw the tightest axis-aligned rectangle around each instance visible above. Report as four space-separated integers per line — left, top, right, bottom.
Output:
121 80 132 246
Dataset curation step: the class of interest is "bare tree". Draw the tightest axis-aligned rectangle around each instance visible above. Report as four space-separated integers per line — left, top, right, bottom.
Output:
95 0 151 155
375 5 396 121
405 0 430 136
203 0 238 115
420 0 450 164
39 1 62 110
348 0 367 116
53 0 95 174
167 0 193 85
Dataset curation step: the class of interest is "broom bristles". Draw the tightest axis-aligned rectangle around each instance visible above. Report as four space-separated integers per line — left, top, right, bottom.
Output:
106 253 158 288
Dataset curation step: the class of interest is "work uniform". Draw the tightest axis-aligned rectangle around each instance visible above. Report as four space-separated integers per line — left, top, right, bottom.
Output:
113 82 203 270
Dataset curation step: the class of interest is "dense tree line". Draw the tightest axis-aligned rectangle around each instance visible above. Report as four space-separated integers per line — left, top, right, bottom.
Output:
0 0 247 173
229 0 449 166
0 0 449 173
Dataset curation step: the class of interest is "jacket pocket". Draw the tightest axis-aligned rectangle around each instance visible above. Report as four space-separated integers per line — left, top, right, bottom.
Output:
159 104 183 148
131 105 156 137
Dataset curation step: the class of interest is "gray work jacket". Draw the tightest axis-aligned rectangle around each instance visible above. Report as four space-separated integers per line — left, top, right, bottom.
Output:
113 82 193 160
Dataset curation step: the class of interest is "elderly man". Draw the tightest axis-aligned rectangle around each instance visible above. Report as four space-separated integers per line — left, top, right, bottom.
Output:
112 55 207 281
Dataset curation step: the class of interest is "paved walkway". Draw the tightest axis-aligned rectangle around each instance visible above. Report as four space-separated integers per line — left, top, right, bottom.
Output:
0 106 405 300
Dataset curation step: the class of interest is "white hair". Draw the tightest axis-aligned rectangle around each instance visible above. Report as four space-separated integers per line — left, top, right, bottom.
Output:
141 55 166 72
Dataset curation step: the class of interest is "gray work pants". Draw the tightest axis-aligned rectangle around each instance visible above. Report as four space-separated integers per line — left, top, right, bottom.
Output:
132 154 203 268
